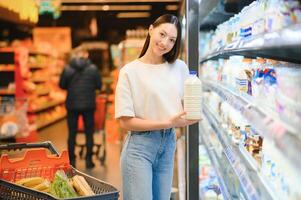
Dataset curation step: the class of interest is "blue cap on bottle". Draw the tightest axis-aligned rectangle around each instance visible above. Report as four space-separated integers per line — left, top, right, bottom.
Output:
189 70 197 75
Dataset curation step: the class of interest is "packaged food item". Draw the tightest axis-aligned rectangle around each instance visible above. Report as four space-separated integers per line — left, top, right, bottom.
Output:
252 58 266 100
276 64 301 102
229 56 244 90
235 58 252 94
265 0 297 32
252 0 266 36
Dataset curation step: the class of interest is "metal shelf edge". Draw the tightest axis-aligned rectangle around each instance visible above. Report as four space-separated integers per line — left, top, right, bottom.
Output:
199 123 232 200
202 105 260 200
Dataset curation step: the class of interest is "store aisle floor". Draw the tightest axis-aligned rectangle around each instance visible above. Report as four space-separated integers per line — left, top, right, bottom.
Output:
37 119 122 197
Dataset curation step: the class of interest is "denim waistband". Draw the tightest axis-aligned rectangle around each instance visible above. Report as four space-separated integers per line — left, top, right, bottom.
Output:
131 128 173 135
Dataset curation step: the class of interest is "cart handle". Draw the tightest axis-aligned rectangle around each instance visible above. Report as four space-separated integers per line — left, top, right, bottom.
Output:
0 141 60 156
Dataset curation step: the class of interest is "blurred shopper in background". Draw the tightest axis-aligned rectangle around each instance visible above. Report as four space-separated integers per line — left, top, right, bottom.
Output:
59 48 101 169
115 14 199 200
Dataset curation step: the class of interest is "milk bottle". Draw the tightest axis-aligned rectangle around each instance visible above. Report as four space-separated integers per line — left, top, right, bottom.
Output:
184 71 202 120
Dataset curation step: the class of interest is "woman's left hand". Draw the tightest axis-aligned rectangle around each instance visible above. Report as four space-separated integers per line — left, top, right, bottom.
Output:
167 112 200 128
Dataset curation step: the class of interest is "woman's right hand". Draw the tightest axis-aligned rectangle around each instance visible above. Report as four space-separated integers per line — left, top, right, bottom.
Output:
167 111 200 128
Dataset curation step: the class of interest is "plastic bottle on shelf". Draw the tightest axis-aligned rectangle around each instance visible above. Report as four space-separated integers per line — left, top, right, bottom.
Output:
253 0 266 36
252 57 266 99
229 55 244 90
263 59 278 110
184 70 202 120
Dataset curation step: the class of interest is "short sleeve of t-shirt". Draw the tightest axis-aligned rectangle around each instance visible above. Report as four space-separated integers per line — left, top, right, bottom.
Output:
115 69 135 118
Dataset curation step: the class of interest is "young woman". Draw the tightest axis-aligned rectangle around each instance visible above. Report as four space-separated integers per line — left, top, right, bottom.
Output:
115 14 199 200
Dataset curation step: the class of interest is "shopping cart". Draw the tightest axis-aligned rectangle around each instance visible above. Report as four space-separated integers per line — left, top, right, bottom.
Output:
0 141 119 200
76 94 108 165
0 97 29 141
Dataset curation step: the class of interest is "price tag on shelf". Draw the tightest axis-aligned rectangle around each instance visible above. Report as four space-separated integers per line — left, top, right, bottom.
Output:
224 146 236 164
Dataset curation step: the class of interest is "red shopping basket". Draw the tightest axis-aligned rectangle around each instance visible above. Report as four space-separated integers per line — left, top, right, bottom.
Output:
0 141 119 200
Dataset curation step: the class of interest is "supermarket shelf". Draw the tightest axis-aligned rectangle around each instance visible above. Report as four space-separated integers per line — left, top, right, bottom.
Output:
203 105 258 200
0 89 15 95
29 51 52 57
199 123 232 200
203 104 276 200
28 100 64 113
36 113 66 130
238 143 259 171
238 143 278 199
200 24 301 64
0 66 14 72
0 7 35 27
203 80 301 170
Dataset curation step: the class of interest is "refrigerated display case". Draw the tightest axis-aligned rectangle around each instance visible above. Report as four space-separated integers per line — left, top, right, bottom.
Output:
197 0 301 199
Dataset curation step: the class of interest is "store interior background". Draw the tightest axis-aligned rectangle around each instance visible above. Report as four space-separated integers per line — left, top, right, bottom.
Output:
0 0 183 199
2 0 301 200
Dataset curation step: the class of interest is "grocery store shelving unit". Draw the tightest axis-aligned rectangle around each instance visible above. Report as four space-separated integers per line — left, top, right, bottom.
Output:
35 112 66 130
199 122 232 200
0 51 16 97
25 51 66 130
200 23 301 64
202 80 301 170
197 1 301 200
201 104 276 200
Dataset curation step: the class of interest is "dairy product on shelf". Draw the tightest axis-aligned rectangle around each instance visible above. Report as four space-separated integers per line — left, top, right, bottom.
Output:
235 58 252 94
200 0 301 57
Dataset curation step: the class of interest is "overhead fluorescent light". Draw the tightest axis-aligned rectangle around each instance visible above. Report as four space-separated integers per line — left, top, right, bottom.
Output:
116 12 150 18
61 5 152 11
61 0 179 3
166 5 178 11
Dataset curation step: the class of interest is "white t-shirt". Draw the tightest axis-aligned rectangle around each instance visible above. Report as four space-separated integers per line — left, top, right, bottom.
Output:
115 59 189 121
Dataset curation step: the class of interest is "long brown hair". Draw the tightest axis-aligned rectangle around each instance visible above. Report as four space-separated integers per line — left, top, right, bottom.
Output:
139 14 181 63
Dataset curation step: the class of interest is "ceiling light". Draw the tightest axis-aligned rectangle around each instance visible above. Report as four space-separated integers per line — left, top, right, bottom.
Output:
61 0 178 3
166 5 178 11
61 5 152 11
116 12 150 18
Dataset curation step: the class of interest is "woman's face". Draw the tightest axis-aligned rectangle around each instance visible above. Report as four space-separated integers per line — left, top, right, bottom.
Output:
149 23 177 57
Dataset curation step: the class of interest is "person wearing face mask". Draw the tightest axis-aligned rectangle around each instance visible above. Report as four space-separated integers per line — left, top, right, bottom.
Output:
59 47 101 169
115 14 200 200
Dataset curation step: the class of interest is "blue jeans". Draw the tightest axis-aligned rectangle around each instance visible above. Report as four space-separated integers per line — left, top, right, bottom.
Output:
121 128 176 200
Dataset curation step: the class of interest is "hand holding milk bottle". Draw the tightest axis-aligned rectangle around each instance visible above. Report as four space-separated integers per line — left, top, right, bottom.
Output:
184 71 202 120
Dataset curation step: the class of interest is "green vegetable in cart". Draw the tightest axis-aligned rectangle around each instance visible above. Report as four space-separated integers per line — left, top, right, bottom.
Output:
50 170 78 198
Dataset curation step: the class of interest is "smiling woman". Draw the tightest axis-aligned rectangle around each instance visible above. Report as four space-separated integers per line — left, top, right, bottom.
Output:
139 14 181 64
115 14 199 200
